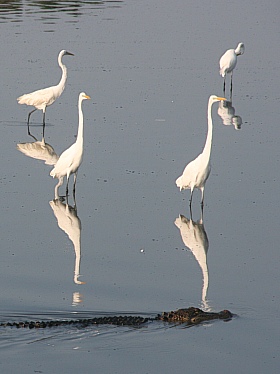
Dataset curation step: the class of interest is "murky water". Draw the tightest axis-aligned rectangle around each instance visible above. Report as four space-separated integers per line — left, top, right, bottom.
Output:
0 0 279 373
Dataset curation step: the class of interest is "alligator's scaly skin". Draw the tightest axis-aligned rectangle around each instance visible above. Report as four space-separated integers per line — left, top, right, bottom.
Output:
0 307 233 329
155 307 233 324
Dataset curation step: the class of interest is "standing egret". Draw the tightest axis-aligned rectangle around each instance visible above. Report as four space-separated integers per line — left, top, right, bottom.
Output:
219 42 244 94
50 92 91 199
17 49 74 135
176 95 226 207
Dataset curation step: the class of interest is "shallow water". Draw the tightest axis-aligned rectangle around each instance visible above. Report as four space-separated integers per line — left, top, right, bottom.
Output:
0 0 279 373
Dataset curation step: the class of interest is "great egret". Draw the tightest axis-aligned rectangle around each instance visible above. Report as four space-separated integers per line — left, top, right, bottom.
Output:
176 95 226 206
50 92 90 199
219 42 244 93
17 49 74 135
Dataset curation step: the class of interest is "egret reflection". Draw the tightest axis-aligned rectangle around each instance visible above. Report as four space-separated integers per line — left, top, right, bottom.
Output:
174 213 209 310
72 292 84 307
49 199 85 285
17 136 59 165
217 100 242 130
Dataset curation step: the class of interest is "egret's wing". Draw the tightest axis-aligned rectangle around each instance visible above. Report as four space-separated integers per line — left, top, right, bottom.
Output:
17 86 57 107
219 49 236 76
50 143 76 177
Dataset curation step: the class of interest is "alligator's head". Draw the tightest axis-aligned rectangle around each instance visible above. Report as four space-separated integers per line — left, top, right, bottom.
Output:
156 307 233 324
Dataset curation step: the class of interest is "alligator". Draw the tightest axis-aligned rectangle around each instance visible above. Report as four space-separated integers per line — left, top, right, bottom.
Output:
0 307 233 329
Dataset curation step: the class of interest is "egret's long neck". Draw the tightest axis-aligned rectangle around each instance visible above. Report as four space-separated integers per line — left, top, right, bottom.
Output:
57 56 67 92
202 100 213 160
76 99 84 145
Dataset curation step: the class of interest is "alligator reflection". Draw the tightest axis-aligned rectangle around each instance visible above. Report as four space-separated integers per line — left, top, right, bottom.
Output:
49 198 86 286
174 212 209 310
16 135 59 166
217 99 242 130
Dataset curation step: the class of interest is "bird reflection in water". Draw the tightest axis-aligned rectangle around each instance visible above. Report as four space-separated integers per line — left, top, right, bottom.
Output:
49 198 86 286
217 99 242 130
17 133 59 166
174 211 210 310
72 292 84 307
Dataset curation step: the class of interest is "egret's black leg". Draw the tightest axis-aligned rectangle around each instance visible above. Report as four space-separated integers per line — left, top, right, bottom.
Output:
189 189 194 207
73 173 77 196
42 112 46 138
223 76 226 93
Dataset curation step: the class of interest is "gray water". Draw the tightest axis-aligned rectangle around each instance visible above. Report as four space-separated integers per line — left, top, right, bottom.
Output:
0 0 279 373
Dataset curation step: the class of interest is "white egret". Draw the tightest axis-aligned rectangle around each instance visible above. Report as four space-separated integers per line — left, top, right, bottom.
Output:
17 49 74 135
176 95 226 206
219 42 244 93
50 92 91 199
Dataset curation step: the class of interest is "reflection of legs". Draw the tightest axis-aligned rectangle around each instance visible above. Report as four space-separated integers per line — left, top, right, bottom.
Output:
27 108 37 135
55 177 64 200
73 172 78 197
200 187 205 207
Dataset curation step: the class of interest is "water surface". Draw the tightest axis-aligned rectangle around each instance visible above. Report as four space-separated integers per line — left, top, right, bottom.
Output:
0 0 279 373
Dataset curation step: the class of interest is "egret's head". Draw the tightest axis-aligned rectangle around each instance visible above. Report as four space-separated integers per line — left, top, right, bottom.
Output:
235 42 244 56
209 95 227 104
80 92 91 101
60 50 74 57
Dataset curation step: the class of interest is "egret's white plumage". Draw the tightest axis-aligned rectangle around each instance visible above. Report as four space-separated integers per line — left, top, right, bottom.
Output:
50 92 91 199
176 95 226 206
17 49 74 133
219 42 244 93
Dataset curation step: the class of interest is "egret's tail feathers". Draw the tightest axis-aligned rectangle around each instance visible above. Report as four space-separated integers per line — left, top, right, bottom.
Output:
219 68 225 77
176 176 183 191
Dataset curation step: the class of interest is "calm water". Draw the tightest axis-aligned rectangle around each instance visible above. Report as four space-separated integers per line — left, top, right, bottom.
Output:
0 0 279 373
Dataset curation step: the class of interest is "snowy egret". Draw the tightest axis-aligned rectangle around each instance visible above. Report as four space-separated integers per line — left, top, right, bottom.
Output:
50 92 91 199
219 42 244 93
17 49 74 135
176 95 226 206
